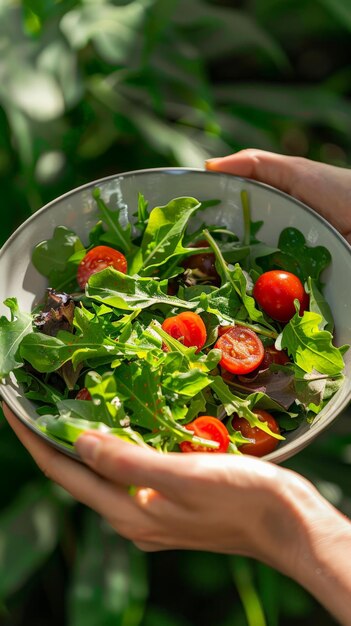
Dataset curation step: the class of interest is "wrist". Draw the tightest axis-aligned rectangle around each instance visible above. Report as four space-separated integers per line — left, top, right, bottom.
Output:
262 467 351 624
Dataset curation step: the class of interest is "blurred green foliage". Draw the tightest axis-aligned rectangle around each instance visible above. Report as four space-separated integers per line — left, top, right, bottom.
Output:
0 0 350 624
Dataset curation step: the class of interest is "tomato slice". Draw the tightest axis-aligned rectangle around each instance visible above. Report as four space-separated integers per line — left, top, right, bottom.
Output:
232 409 280 457
75 387 92 401
253 270 307 323
77 245 127 289
180 416 230 453
162 312 207 352
215 326 264 374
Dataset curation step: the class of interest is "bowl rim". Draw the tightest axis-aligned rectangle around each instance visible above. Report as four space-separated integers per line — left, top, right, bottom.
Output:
1 166 350 464
1 166 351 259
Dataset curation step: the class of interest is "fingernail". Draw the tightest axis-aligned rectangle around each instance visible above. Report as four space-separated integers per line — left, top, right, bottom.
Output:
205 158 220 164
205 158 221 170
76 434 101 461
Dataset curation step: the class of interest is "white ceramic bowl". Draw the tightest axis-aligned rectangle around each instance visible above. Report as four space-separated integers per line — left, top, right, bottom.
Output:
1 168 350 463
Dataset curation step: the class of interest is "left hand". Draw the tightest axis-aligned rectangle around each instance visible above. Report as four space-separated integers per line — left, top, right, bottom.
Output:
6 403 351 626
3 403 302 563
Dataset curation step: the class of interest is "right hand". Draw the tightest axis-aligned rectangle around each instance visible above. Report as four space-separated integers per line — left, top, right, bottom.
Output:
206 149 351 243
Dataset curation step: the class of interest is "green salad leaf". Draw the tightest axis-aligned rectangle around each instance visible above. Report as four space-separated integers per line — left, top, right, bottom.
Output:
129 196 201 275
0 298 33 377
92 188 135 256
37 415 147 447
32 226 85 291
86 267 197 311
211 376 284 440
277 310 346 376
307 277 334 332
292 367 344 413
203 230 276 331
257 227 331 285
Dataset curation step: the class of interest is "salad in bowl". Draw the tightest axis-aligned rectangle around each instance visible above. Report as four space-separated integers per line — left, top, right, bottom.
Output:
0 168 350 463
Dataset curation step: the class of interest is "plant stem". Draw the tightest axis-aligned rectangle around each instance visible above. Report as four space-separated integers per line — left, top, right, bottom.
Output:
230 556 267 626
241 190 251 247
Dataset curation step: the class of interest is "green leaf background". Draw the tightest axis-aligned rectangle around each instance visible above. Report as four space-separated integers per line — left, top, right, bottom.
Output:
1 1 351 624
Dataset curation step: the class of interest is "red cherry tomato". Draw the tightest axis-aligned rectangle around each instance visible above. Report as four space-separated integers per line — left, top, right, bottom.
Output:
77 245 127 289
214 326 264 375
253 270 307 323
76 387 92 401
232 409 280 457
162 312 207 352
182 240 220 285
180 416 230 453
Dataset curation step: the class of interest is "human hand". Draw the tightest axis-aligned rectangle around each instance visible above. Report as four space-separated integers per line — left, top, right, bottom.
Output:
3 403 295 559
206 149 351 243
4 403 351 624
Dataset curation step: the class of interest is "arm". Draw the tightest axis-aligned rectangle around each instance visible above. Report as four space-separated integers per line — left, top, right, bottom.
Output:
3 405 351 625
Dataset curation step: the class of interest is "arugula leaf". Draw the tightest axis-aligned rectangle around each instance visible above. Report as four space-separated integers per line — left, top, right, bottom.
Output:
229 263 275 327
15 369 66 407
92 188 134 255
211 376 284 440
19 331 114 373
114 361 166 431
306 277 334 332
184 391 207 421
205 282 242 320
256 227 331 285
0 298 33 377
129 196 201 275
19 307 158 373
202 231 277 335
37 415 146 447
161 351 213 398
32 226 85 291
86 267 197 311
152 323 221 373
277 310 347 376
52 371 126 427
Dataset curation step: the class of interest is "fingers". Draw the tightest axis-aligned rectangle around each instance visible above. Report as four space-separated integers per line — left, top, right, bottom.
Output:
206 149 351 241
75 431 194 498
3 405 136 523
205 149 300 195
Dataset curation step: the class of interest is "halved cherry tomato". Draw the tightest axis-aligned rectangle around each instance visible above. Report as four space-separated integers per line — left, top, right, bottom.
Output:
180 416 230 453
218 325 234 337
162 311 207 352
232 409 280 457
253 270 307 323
214 326 264 374
76 387 92 400
77 245 127 289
